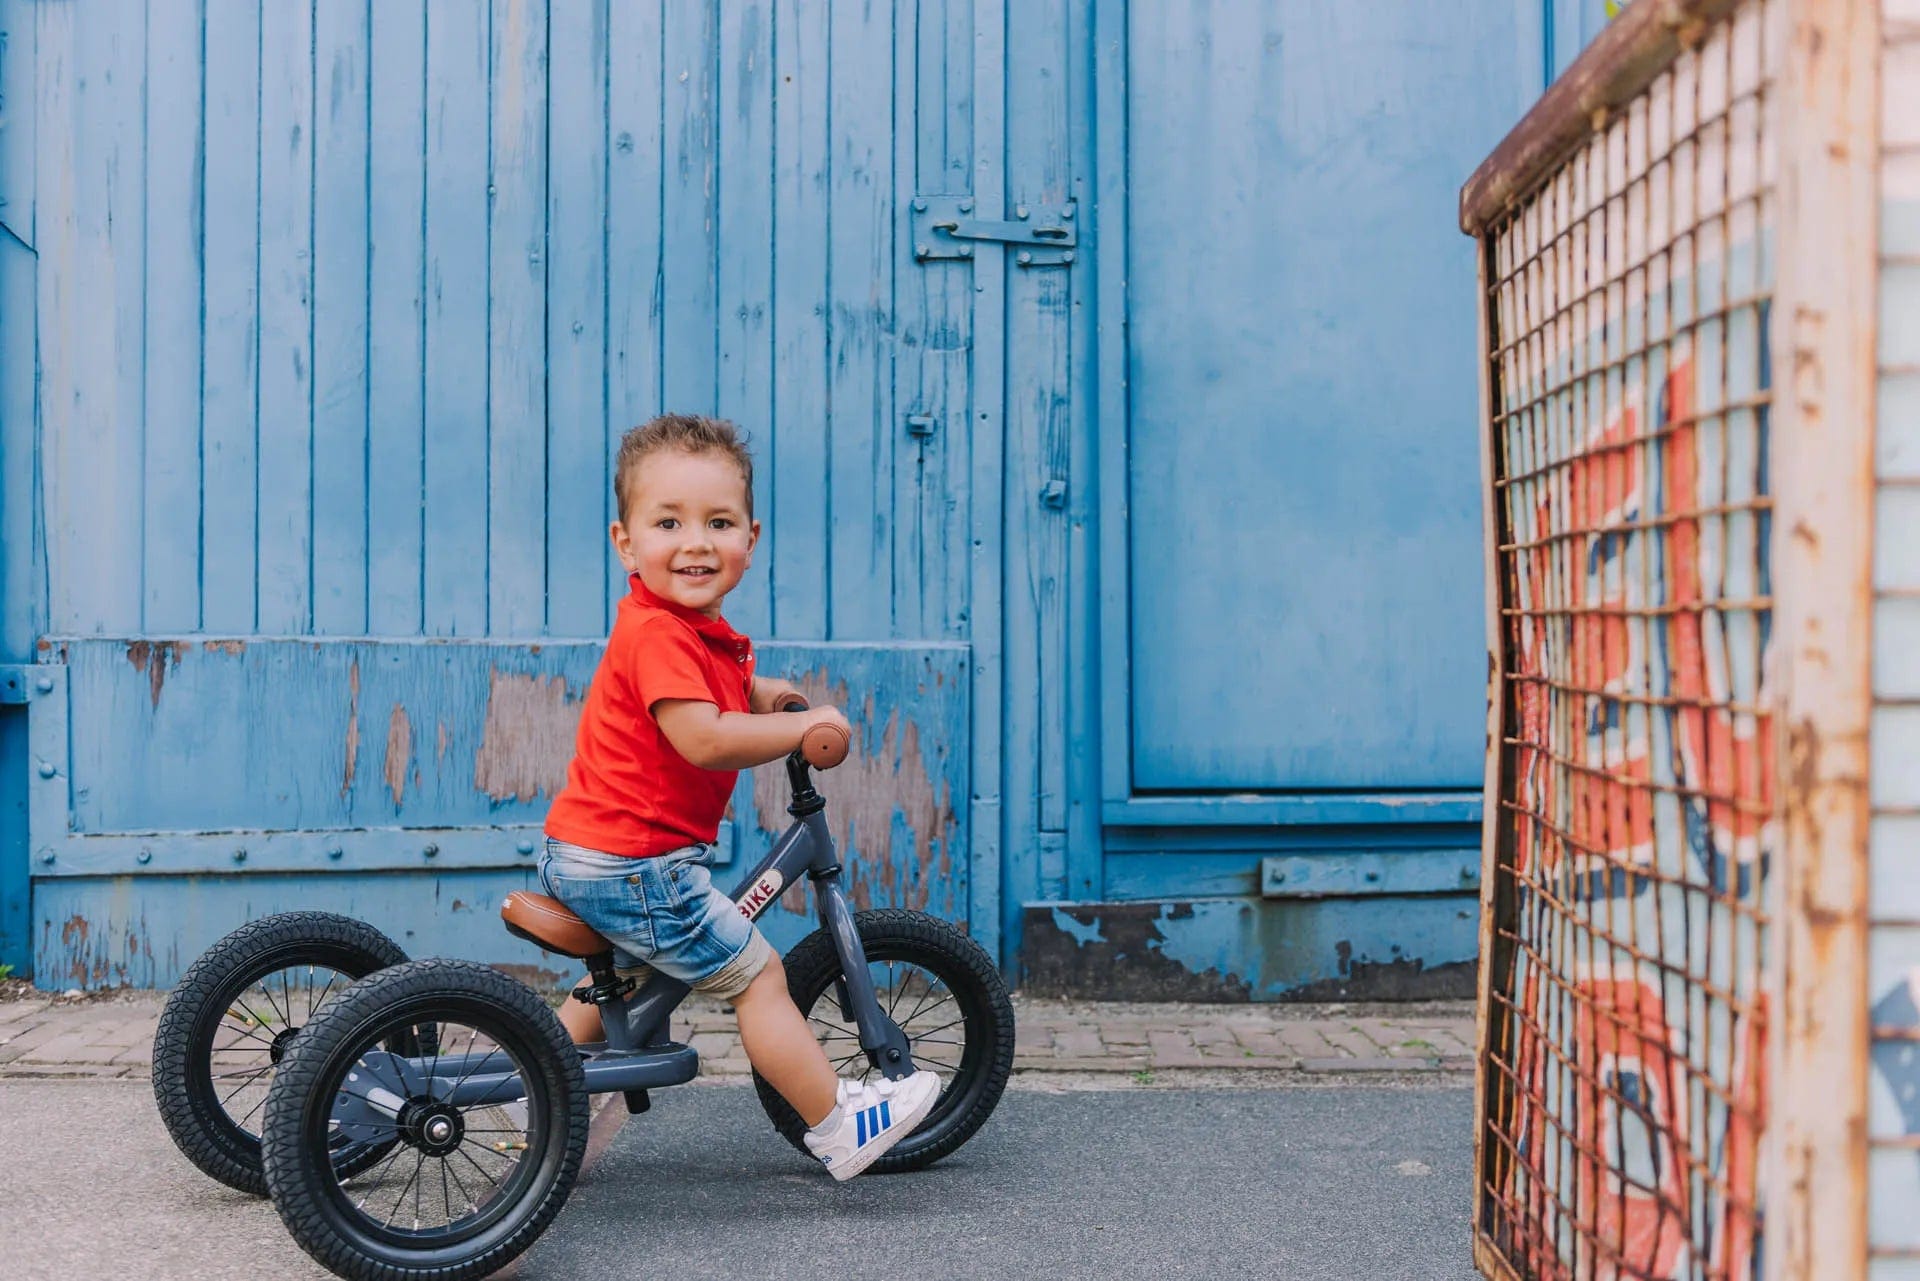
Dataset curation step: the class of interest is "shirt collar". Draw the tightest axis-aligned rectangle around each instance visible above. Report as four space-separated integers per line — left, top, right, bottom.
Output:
628 574 746 645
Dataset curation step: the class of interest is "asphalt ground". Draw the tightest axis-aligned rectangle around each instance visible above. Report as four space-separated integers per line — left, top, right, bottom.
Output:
0 1077 1479 1281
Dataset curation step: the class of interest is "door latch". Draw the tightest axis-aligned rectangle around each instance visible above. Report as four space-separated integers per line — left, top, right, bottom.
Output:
911 196 1077 268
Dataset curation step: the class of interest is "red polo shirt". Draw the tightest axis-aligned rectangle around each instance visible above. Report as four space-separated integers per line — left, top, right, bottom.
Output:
543 576 755 858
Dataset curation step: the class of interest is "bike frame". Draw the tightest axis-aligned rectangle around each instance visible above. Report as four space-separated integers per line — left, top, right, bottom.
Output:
335 752 918 1120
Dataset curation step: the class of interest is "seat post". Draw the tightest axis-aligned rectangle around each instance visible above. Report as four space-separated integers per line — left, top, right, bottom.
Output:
574 952 639 1052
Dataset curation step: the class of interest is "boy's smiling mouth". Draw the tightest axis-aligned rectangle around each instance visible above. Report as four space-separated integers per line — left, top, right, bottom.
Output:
674 566 718 580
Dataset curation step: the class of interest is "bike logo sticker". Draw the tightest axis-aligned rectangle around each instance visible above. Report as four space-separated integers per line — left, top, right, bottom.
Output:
738 869 785 918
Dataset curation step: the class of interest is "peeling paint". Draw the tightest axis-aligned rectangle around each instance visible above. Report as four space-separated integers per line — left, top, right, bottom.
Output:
473 669 582 804
200 639 246 655
384 704 413 806
750 673 956 913
125 640 187 708
340 657 361 799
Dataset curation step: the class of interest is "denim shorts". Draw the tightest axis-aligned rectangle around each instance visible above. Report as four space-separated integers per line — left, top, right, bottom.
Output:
538 838 773 1000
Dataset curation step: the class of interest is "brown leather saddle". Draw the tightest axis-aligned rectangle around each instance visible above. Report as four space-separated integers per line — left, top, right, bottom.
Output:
500 890 614 960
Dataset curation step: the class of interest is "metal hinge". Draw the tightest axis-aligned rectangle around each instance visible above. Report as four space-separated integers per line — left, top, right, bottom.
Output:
911 196 1078 268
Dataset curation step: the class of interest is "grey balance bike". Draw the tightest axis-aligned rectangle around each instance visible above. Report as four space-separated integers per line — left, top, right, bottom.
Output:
249 701 1015 1281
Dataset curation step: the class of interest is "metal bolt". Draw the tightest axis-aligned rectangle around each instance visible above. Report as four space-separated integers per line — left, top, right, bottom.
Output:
516 839 535 856
327 845 344 861
136 849 152 865
912 197 927 212
1062 204 1076 220
887 1048 902 1062
34 675 53 693
1016 250 1033 266
233 847 248 864
959 245 974 259
36 761 55 779
958 199 974 214
423 843 439 859
39 849 54 866
1063 251 1076 264
1015 204 1030 219
528 252 541 265
915 243 931 259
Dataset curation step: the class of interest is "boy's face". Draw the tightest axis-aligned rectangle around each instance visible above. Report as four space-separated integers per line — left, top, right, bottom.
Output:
610 448 760 618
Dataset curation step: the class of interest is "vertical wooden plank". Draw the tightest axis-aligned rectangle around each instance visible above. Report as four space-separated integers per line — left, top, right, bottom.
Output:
422 0 490 637
1061 0 1099 899
312 1 370 635
1764 0 1879 1277
969 0 1007 960
546 0 608 638
605 1 664 616
41 3 146 635
1092 0 1128 812
142 0 204 633
1003 0 1071 887
769 0 830 637
825 0 894 638
488 0 547 637
256 1 315 634
716 0 774 638
199 0 260 633
367 0 426 636
661 1 717 410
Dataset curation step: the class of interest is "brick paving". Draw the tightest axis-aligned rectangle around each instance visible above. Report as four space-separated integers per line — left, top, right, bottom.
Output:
0 983 1476 1081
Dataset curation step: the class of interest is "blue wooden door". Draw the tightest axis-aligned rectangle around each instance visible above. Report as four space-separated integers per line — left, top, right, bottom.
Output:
3 0 989 986
1099 3 1540 803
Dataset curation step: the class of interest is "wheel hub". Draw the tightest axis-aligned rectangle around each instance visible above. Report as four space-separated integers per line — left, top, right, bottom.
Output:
398 1100 466 1157
269 1026 300 1064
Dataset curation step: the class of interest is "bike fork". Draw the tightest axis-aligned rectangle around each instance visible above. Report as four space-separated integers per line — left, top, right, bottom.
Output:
810 861 915 1081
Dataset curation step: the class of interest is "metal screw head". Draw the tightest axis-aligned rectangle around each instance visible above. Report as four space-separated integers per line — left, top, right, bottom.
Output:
136 849 152 865
915 243 931 259
1016 250 1033 266
1063 251 1076 264
887 1048 902 1062
39 849 54 866
1061 204 1076 220
233 847 248 864
34 675 53 693
958 199 974 214
912 197 928 212
426 1118 454 1144
959 245 974 258
516 839 536 856
1015 204 1030 219
327 846 344 861
423 843 439 859
36 761 55 779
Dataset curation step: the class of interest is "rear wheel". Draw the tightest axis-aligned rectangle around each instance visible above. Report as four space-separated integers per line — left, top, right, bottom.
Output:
261 959 587 1281
754 910 1015 1172
151 912 409 1195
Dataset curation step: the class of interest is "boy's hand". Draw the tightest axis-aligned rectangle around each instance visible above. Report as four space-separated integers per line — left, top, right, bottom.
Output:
802 705 851 740
749 676 802 715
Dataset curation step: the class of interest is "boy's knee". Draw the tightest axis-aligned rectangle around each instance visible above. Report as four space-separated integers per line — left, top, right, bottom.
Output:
733 952 785 1003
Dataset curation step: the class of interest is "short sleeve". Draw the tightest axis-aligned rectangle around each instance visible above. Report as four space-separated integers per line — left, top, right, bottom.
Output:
628 617 718 711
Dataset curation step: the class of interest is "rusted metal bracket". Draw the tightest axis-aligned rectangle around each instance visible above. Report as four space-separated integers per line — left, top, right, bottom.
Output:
1260 852 1481 898
911 195 1078 268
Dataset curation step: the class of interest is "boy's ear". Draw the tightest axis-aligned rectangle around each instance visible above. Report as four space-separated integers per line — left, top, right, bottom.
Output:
747 518 761 559
608 520 635 571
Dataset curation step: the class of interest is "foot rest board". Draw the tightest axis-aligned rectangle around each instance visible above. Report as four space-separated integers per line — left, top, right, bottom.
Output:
578 1042 701 1094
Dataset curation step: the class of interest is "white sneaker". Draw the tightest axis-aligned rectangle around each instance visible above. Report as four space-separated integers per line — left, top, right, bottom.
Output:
802 1071 942 1181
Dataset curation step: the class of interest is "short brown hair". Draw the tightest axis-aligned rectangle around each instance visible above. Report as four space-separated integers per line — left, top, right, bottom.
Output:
613 414 755 523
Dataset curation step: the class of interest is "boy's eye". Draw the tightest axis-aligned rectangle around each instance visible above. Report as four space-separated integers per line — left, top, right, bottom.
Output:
656 518 678 530
709 518 733 530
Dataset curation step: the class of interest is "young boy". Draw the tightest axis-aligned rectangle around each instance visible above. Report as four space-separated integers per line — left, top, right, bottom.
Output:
540 413 940 1180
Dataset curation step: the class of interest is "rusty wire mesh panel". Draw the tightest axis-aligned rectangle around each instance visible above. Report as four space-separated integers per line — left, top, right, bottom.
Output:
1477 6 1776 1278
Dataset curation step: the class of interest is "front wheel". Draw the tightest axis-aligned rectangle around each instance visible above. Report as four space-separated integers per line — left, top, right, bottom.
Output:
754 910 1015 1172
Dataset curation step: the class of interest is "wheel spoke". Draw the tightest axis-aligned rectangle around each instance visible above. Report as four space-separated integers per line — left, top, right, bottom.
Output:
214 1021 276 1051
441 1150 478 1216
235 1088 272 1129
900 987 955 1027
387 1149 429 1227
217 1062 274 1108
309 969 340 1018
228 995 280 1033
898 977 951 1025
453 1145 506 1201
253 977 290 1029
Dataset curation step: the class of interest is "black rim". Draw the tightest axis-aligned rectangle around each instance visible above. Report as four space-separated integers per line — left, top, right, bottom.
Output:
305 1010 552 1249
799 955 987 1155
195 959 360 1146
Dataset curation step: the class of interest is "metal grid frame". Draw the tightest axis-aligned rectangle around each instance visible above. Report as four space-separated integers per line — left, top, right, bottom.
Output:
1474 6 1777 1277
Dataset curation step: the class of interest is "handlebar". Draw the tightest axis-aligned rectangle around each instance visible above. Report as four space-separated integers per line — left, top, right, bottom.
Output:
774 694 850 770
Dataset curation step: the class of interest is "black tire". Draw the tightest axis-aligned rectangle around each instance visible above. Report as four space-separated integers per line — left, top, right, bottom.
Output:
755 910 1015 1172
152 911 410 1195
261 959 587 1281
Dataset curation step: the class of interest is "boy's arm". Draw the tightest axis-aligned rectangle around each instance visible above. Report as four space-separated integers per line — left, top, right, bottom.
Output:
654 698 850 771
748 675 802 715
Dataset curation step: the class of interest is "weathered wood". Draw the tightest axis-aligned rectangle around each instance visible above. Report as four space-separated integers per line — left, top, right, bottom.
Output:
1764 0 1879 1276
1460 0 1746 235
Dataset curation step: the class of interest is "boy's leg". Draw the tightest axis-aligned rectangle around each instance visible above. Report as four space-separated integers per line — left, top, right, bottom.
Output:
730 953 838 1126
557 983 603 1043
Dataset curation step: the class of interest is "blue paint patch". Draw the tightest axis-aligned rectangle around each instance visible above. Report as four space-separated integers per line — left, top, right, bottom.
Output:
1049 906 1105 948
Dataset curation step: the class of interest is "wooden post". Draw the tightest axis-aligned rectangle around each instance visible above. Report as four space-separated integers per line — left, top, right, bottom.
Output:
1764 0 1879 1276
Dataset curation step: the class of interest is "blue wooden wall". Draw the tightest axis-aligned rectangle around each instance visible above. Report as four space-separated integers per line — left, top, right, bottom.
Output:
1 1 1602 996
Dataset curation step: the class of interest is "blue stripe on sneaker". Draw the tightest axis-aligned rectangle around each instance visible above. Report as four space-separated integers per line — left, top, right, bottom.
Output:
880 1100 892 1130
856 1108 868 1146
868 1105 881 1137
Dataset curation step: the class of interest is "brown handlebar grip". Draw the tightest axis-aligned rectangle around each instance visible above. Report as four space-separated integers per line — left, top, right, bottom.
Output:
799 722 850 769
774 693 811 714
